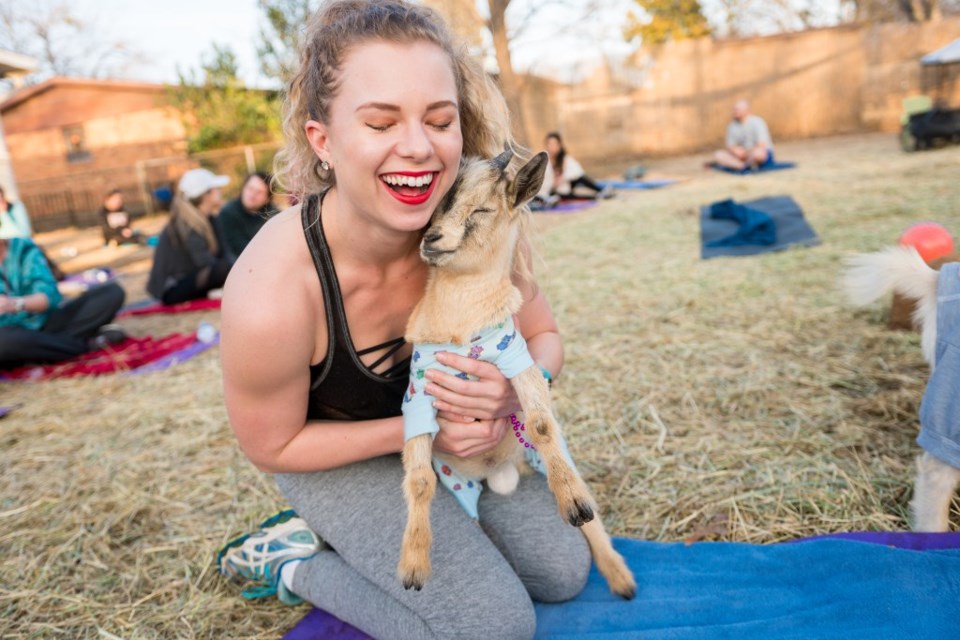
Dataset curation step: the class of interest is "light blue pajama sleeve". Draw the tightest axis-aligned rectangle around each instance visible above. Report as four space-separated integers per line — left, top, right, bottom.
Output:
401 317 577 518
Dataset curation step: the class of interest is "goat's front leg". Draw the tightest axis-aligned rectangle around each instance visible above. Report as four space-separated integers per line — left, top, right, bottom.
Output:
511 367 596 526
398 434 436 590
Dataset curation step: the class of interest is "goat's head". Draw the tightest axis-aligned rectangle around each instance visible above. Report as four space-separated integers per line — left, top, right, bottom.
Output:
419 149 547 270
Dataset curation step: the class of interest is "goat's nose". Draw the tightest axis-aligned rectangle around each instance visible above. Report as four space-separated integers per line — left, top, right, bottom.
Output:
423 229 443 244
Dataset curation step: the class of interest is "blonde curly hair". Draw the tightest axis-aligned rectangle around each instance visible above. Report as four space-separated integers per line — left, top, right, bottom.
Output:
274 0 518 198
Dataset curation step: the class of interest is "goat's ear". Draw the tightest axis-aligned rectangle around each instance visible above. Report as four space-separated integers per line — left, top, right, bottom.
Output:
490 148 514 176
510 152 548 208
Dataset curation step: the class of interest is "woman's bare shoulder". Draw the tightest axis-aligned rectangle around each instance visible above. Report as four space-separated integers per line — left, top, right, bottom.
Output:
223 202 321 333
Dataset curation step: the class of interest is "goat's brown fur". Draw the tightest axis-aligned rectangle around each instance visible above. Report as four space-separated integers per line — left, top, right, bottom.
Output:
398 150 636 599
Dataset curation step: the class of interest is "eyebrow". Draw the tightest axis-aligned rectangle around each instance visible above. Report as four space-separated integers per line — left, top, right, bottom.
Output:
356 100 458 113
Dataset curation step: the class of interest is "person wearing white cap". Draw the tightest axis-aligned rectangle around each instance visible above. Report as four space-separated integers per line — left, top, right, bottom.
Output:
147 168 232 304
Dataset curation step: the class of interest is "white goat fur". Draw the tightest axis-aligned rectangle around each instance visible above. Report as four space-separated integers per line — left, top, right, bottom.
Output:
841 244 960 531
397 151 636 598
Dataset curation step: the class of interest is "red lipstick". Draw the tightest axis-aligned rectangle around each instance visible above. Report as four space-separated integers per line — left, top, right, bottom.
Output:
381 171 440 206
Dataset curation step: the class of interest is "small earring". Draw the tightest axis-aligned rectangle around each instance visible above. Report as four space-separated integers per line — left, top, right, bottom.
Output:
320 160 331 171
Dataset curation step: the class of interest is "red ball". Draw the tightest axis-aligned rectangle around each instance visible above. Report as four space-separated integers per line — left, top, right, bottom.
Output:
899 222 955 263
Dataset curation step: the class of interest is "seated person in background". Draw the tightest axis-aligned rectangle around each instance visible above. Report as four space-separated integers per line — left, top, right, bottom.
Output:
0 234 126 369
214 172 276 261
0 185 32 238
0 185 66 280
99 189 145 246
147 168 232 305
539 131 613 203
714 99 774 171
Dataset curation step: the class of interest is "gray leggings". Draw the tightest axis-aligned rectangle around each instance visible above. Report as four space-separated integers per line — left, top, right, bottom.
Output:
276 453 591 640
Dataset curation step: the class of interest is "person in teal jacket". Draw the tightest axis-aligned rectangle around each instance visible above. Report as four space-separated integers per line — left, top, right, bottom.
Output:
0 237 125 368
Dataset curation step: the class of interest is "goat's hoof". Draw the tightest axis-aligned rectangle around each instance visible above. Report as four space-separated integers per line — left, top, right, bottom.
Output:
402 578 424 591
564 499 595 527
616 584 637 600
610 569 637 600
398 562 430 591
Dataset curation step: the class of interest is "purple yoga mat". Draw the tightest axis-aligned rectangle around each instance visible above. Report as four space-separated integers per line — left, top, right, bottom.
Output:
126 332 219 375
280 531 960 640
790 530 960 550
545 200 598 213
283 608 373 640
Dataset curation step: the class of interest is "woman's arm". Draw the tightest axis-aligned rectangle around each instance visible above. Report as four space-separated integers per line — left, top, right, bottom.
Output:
220 213 404 473
21 241 61 309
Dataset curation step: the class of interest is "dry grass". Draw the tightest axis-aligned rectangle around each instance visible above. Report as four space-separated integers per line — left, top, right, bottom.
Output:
2 132 959 638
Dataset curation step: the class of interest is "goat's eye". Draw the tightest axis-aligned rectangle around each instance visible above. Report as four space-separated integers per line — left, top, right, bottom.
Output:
471 208 493 215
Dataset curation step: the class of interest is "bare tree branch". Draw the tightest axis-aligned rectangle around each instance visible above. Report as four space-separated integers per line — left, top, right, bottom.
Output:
0 0 142 87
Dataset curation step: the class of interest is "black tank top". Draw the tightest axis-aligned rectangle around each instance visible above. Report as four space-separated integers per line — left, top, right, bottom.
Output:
302 193 410 421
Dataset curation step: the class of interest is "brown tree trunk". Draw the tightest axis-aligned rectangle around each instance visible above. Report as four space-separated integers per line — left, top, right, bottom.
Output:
487 0 530 146
908 0 926 21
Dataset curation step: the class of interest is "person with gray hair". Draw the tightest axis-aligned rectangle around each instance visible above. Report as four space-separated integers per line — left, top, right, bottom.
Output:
714 99 774 171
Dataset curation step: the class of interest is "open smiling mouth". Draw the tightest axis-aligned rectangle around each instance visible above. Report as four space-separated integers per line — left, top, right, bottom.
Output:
381 172 438 204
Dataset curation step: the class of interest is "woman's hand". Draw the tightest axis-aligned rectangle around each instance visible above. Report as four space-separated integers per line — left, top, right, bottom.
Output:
433 413 510 458
423 351 522 420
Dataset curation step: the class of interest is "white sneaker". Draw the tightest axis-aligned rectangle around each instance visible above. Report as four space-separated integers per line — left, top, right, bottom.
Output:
217 510 323 605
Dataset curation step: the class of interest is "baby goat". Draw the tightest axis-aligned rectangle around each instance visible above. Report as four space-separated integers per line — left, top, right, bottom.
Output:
842 245 960 531
398 150 636 598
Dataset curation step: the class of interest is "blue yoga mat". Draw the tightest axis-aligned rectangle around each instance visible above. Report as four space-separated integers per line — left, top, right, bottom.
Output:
534 537 960 639
282 532 960 640
712 161 797 175
700 195 820 259
598 179 678 190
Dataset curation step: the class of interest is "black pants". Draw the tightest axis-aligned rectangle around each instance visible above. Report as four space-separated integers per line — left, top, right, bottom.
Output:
0 282 125 369
554 175 604 198
160 259 231 306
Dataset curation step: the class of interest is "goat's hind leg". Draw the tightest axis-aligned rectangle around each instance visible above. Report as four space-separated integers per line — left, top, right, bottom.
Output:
398 434 437 590
911 451 960 532
511 366 596 527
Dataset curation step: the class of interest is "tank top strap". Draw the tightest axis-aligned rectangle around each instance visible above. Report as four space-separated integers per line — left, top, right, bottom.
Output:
301 192 351 369
299 192 410 420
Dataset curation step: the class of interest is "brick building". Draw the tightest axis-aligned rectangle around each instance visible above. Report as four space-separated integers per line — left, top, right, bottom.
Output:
0 77 187 230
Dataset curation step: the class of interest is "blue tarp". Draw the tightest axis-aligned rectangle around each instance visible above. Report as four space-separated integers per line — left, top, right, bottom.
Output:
700 195 820 259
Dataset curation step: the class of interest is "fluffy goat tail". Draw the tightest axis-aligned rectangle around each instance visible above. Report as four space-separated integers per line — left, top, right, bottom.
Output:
841 244 939 364
841 245 937 307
